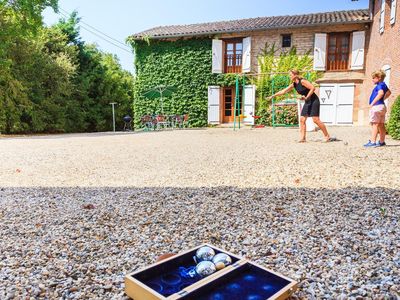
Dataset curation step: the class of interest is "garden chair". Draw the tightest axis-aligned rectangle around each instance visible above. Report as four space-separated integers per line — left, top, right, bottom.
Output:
155 115 170 130
141 115 154 131
172 114 183 129
182 114 189 128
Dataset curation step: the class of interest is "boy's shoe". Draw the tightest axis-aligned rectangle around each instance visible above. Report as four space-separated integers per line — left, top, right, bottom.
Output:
364 140 377 147
375 141 386 147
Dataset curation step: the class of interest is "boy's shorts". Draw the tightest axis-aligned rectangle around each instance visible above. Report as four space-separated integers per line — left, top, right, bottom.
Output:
369 104 387 124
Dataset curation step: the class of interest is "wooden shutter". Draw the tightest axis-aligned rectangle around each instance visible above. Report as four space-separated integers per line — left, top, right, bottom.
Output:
242 37 251 73
313 33 327 71
380 0 386 33
391 0 397 24
208 86 220 124
350 31 366 70
243 85 255 125
382 64 391 87
212 40 223 73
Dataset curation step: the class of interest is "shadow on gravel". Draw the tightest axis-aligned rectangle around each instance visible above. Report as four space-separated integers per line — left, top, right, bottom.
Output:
0 186 399 299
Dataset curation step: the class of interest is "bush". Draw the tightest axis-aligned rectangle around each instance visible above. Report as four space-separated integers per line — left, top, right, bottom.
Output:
387 95 400 139
254 43 322 126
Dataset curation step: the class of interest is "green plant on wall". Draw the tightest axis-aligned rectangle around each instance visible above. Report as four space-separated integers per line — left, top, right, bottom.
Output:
253 43 321 126
131 38 241 128
131 39 320 128
387 96 400 139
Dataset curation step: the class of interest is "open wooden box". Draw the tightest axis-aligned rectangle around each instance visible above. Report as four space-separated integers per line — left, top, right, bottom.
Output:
125 244 297 300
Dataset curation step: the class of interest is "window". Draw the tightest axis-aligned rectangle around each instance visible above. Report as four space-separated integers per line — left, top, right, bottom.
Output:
224 39 243 73
327 33 350 71
282 34 292 48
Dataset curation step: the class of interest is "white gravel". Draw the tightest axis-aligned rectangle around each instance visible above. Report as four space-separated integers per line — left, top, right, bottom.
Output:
0 127 399 299
0 127 399 188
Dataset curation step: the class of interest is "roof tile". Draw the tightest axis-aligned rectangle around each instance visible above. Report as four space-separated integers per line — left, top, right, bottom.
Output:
131 9 370 40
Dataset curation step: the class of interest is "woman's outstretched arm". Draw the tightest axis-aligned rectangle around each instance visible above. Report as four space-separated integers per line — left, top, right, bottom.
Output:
266 83 294 100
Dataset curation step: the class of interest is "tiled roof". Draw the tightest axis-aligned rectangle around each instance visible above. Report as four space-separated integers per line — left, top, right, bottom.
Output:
131 9 370 40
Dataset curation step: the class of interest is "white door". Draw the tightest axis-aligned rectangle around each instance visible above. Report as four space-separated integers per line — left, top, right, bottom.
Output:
243 85 255 125
208 86 220 124
336 84 355 125
319 83 355 125
319 84 337 124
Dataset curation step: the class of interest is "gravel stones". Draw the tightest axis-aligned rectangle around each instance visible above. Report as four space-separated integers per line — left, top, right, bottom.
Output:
0 128 399 299
0 187 399 299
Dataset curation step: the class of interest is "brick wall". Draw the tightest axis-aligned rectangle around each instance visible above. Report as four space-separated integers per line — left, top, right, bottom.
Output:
220 23 368 73
220 23 370 125
362 0 400 125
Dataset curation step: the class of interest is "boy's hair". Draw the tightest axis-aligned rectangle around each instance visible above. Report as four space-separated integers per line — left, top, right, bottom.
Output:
372 70 386 81
290 69 300 76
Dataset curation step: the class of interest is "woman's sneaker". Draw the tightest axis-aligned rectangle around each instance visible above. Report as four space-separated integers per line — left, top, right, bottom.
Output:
375 141 386 147
364 140 377 147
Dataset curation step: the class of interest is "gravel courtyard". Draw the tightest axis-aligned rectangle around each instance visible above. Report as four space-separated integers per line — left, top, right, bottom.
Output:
0 127 399 299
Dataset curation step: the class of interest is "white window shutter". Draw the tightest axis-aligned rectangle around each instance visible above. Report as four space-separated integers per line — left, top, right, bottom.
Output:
382 64 391 87
212 40 223 74
242 37 251 73
380 0 386 33
313 33 327 71
243 85 256 125
390 0 397 24
350 31 366 70
208 86 220 124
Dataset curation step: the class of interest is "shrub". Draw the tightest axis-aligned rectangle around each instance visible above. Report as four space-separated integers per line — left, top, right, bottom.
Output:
387 95 400 139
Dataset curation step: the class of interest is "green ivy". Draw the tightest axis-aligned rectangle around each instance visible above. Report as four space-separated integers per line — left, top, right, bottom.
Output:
254 43 321 126
388 95 400 139
132 39 320 128
132 39 242 128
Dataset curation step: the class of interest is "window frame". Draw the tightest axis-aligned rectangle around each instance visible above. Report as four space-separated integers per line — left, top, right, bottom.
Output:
281 34 292 48
326 32 351 71
223 38 243 74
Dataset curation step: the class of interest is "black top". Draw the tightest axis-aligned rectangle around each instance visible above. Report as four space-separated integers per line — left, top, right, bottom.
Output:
293 78 318 100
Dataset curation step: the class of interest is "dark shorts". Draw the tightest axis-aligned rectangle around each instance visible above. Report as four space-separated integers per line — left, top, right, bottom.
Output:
301 97 320 117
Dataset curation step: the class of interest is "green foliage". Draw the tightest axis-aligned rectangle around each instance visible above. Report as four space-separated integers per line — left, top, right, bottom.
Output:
0 0 58 32
255 43 321 126
132 39 320 128
387 96 400 139
132 39 238 128
0 9 134 133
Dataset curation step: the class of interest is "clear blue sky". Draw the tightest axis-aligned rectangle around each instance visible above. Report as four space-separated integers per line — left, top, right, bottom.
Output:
43 0 369 73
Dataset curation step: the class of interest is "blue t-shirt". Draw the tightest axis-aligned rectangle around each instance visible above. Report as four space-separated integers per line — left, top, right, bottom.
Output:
369 82 388 105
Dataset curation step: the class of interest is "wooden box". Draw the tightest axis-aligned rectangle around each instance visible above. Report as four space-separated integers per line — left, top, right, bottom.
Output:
125 244 297 300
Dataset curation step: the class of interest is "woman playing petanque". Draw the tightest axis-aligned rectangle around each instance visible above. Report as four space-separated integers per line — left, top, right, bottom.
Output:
267 70 335 143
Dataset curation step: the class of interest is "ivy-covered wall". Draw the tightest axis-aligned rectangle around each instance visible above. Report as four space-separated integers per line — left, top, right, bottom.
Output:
132 39 238 128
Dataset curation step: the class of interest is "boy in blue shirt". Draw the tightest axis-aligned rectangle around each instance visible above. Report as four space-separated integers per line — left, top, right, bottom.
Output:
364 70 392 147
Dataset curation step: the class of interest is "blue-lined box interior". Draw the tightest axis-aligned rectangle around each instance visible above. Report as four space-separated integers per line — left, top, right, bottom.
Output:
132 246 241 297
180 262 291 300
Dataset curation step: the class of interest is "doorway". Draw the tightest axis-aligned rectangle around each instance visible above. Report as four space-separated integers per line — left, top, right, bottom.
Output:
223 87 242 123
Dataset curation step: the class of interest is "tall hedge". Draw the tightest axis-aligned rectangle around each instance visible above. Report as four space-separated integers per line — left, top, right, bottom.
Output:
132 39 239 128
388 96 400 139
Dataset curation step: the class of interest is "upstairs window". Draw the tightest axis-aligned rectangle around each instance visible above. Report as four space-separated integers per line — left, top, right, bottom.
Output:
327 33 350 71
282 34 292 48
224 39 243 73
